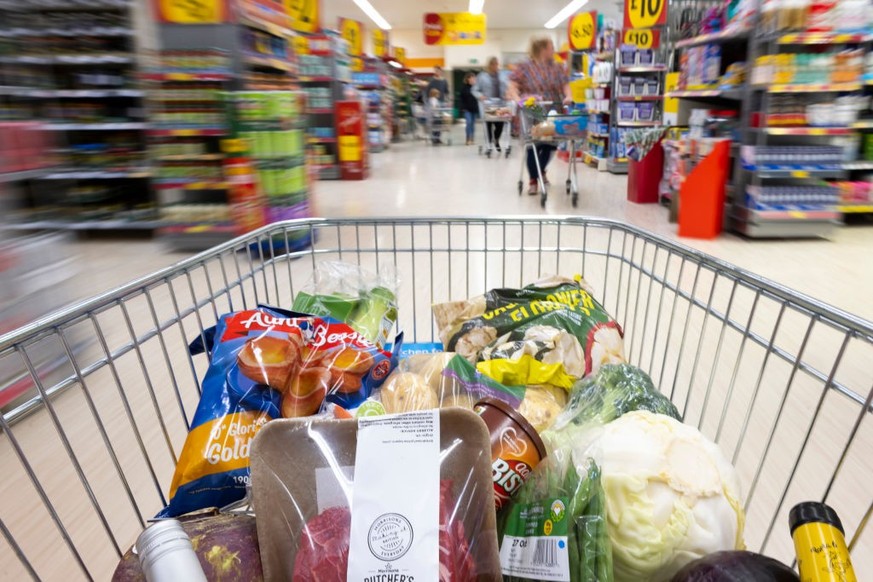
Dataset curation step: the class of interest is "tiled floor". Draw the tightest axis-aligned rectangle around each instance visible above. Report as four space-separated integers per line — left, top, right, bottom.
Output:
4 129 872 580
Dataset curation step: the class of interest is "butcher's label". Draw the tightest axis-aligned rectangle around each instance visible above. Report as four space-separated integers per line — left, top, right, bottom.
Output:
500 498 570 582
348 410 440 581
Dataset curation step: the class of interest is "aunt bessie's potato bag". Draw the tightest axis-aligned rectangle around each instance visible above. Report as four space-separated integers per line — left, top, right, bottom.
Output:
159 307 399 517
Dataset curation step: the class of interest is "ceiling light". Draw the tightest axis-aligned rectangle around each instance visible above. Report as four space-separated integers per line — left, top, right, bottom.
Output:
469 0 485 14
353 0 391 30
544 0 589 29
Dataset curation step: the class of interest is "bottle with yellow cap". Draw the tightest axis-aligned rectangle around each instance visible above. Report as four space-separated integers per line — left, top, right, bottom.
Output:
790 501 856 582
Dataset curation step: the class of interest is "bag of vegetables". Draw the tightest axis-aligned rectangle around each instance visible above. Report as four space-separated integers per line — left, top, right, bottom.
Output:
433 276 625 391
498 451 613 582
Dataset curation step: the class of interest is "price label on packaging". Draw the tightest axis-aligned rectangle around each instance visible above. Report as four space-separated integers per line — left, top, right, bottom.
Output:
340 18 363 56
624 0 668 29
568 11 597 51
623 28 660 49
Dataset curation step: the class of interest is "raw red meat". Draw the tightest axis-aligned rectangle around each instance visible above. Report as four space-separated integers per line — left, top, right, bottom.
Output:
292 506 350 582
293 481 477 581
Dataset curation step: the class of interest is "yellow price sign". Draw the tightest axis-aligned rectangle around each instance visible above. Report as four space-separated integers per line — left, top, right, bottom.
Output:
159 0 224 24
286 0 319 34
788 211 807 219
790 170 810 178
570 78 591 103
624 0 668 29
568 11 596 51
350 56 364 72
339 135 361 162
394 47 406 65
340 18 363 56
373 29 389 58
623 28 660 49
293 35 309 55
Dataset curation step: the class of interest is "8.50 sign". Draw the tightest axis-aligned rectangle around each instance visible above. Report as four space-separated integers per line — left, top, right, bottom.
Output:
624 0 667 29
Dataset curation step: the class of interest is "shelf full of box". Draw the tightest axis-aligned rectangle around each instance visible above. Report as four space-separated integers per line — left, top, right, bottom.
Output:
730 25 873 238
0 0 156 232
608 50 666 174
354 58 393 153
297 33 353 180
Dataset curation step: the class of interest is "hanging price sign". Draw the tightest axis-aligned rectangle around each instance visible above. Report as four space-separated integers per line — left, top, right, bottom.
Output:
623 0 667 29
339 18 363 56
394 47 406 65
623 28 660 49
157 0 226 23
286 0 319 34
373 28 390 57
568 11 597 51
293 35 309 55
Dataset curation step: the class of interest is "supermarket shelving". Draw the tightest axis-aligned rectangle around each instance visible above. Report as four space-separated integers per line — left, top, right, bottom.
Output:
758 82 863 94
41 122 147 131
756 126 854 136
675 27 751 49
777 32 872 45
666 88 744 100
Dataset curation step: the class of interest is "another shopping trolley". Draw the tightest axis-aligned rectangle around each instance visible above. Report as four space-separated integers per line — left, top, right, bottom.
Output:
478 98 514 158
428 104 454 146
518 103 588 208
1 217 872 580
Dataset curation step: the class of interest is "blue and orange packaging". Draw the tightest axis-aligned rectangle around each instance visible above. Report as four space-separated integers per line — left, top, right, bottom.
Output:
159 306 400 517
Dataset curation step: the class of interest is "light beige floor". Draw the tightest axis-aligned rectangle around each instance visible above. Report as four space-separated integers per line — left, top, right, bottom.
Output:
3 130 872 580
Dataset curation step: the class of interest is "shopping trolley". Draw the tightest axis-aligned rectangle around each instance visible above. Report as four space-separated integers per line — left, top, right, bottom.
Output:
1 217 872 580
518 103 588 208
428 104 455 146
478 98 514 158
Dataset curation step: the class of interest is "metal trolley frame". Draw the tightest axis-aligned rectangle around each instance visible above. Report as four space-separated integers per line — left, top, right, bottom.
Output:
428 104 455 146
518 107 586 209
478 98 514 159
1 217 871 580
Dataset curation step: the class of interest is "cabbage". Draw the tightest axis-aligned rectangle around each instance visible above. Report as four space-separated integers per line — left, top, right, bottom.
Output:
585 411 745 582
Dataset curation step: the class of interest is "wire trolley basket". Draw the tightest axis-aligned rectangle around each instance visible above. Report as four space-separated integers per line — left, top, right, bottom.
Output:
0 217 871 580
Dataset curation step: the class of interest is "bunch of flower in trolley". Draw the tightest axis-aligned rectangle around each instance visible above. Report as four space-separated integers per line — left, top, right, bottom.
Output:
520 96 546 119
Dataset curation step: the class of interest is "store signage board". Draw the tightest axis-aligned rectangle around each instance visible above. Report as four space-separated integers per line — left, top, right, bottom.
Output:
423 12 486 46
568 11 597 51
623 27 661 48
156 0 228 23
373 29 390 57
339 18 364 56
286 0 319 33
623 0 667 29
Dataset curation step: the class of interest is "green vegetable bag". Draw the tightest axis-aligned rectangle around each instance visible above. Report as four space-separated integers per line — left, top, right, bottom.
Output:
499 451 613 582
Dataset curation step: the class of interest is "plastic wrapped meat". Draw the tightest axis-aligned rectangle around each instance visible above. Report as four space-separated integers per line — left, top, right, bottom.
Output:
293 482 476 581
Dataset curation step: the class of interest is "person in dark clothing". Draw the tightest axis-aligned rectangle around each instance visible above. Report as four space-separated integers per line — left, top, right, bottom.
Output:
473 57 506 151
426 66 450 144
459 72 479 145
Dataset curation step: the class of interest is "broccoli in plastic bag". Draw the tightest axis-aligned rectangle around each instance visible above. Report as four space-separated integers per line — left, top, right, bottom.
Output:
553 363 681 431
499 450 613 582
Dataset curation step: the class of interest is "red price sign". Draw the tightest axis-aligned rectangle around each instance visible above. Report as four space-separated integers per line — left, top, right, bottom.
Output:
623 0 667 29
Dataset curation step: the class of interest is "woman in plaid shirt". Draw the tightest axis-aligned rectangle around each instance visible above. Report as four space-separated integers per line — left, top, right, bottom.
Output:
508 37 572 196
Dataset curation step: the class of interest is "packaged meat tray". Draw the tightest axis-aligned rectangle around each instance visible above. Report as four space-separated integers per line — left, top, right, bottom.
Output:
249 408 502 581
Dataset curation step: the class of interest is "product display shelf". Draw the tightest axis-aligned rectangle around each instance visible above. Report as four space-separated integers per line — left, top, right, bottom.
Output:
607 37 667 174
224 90 311 249
298 33 352 180
0 0 156 232
144 50 237 248
730 23 873 238
355 58 392 153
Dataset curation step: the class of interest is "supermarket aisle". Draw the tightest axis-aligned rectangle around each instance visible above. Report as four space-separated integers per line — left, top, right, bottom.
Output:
66 134 873 321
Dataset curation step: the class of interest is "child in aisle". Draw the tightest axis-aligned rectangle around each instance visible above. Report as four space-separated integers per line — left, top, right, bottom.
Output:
460 72 479 146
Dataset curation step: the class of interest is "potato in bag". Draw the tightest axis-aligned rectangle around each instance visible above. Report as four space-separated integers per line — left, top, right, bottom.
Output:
158 307 399 517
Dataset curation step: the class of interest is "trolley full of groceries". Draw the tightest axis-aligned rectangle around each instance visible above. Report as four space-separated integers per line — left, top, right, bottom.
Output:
518 98 589 209
479 98 515 158
1 217 869 581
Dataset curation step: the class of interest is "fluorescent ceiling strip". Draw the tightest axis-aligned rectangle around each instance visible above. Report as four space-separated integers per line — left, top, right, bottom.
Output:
353 0 392 30
469 0 485 15
544 0 589 29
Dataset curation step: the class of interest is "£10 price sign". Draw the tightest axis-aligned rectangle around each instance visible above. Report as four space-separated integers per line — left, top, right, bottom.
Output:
623 0 667 29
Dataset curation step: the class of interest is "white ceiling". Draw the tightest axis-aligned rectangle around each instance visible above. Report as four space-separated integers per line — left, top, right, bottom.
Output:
321 0 622 31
